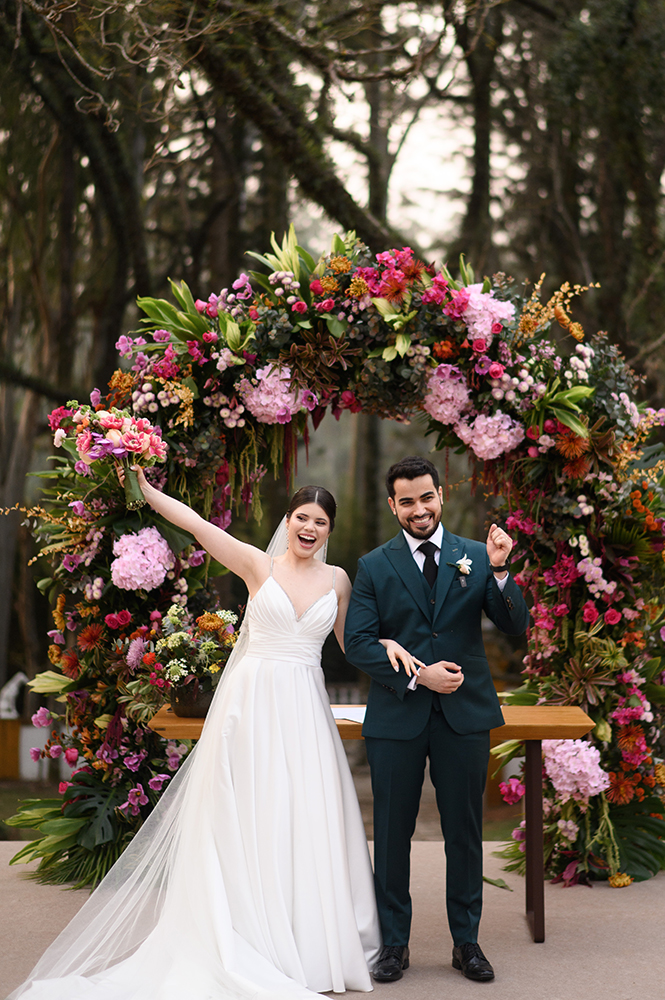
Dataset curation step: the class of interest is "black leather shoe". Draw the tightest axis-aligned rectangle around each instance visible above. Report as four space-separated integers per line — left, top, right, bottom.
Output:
372 945 410 982
452 943 494 981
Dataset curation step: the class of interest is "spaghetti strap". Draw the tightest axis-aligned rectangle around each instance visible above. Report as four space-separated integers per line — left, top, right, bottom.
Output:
270 557 274 576
332 565 336 588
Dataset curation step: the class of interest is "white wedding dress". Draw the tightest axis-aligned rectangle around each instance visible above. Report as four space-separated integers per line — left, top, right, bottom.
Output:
11 566 381 1000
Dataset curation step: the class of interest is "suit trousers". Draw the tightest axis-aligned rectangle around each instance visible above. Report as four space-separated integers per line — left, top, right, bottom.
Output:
365 705 490 948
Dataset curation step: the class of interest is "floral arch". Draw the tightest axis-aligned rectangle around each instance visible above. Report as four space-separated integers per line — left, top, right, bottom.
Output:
11 227 665 889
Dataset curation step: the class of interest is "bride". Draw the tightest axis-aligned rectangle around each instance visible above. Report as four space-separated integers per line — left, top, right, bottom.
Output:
10 476 382 1000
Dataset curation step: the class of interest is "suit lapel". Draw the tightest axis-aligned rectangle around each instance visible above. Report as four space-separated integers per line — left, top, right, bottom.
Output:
433 530 461 620
384 532 431 620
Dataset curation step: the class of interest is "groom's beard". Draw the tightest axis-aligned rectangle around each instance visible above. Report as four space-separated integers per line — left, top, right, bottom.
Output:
397 508 442 540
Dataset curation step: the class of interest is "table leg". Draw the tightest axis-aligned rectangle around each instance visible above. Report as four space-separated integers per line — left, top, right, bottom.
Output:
524 739 545 942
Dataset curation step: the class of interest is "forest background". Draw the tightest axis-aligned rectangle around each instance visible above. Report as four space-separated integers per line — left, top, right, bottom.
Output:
2 0 665 702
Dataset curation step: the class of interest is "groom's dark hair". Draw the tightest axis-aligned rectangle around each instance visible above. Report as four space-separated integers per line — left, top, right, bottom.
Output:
385 456 440 499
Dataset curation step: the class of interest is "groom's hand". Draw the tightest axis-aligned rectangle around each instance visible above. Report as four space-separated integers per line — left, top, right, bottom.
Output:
416 661 464 694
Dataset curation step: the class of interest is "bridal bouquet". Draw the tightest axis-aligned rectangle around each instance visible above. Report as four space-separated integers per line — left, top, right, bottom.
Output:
53 404 168 508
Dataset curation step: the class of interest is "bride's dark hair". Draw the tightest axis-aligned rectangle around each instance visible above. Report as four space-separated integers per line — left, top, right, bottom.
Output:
286 485 336 531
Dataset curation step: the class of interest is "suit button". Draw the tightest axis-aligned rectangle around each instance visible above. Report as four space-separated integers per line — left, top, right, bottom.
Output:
432 632 438 638
507 597 514 609
430 598 436 605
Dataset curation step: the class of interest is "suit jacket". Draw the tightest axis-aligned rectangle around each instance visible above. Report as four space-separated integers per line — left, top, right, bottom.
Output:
344 529 530 739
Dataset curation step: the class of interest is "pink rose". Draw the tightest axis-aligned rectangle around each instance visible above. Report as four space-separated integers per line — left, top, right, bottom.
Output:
105 613 120 629
291 300 308 313
488 362 505 379
526 425 539 441
491 322 504 334
471 338 487 354
117 610 132 626
195 299 207 313
49 745 63 759
528 446 539 458
58 781 72 794
76 429 93 458
64 748 79 766
582 601 599 624
315 298 335 313
122 430 149 453
202 331 218 343
249 307 259 320
32 707 51 728
309 279 324 295
29 747 42 762
604 608 622 625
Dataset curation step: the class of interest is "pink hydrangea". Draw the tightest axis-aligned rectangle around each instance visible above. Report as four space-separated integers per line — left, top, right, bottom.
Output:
237 366 317 424
543 739 609 805
459 284 516 345
455 411 525 461
421 365 471 425
110 527 175 591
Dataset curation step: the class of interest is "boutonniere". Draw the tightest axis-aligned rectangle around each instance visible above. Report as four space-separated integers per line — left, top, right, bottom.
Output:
447 554 472 584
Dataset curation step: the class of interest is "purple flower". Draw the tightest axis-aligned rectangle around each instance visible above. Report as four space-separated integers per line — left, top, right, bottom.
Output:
148 773 171 791
300 389 318 411
187 549 207 567
62 553 82 573
90 388 102 407
115 335 135 358
124 751 147 772
232 273 253 300
68 500 86 517
47 629 65 645
131 352 149 372
474 355 492 375
126 637 147 671
29 747 42 762
120 783 149 817
49 744 63 759
660 625 665 642
153 329 172 342
32 707 52 728
74 460 92 476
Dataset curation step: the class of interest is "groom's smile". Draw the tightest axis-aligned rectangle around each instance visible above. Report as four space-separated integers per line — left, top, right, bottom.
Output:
388 474 444 540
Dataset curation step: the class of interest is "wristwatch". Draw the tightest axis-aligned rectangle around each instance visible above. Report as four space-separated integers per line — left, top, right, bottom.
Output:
491 563 509 572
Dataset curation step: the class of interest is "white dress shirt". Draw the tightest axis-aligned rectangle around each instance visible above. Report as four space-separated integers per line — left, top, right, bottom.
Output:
402 525 508 689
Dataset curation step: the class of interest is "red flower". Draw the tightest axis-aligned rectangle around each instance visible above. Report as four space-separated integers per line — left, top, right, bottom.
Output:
77 623 105 651
582 601 599 624
105 613 120 629
315 298 335 313
291 300 307 314
116 610 132 627
309 279 324 296
604 609 622 626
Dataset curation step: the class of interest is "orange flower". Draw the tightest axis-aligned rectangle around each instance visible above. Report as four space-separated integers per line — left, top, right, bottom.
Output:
48 644 63 665
555 428 590 460
196 612 226 633
563 455 592 480
328 255 352 274
142 651 157 667
606 770 640 805
608 872 633 888
346 276 369 299
53 594 67 632
433 339 458 360
617 725 645 753
60 649 81 679
77 623 105 651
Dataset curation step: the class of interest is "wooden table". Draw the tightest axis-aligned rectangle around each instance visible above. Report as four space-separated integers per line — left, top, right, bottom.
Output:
149 702 594 943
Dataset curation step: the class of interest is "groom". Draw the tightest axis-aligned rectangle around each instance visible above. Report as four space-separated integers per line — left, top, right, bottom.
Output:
344 456 529 983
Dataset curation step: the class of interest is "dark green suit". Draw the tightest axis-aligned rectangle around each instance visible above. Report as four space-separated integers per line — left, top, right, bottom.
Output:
344 528 529 947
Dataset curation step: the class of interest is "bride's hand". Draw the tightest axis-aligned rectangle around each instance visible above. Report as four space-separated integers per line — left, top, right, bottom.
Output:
379 638 425 678
115 462 148 491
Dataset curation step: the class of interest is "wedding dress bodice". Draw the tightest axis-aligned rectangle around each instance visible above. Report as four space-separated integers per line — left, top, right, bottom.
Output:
244 575 338 666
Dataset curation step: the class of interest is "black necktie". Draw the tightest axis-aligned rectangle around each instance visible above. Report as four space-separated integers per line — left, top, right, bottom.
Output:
418 540 438 589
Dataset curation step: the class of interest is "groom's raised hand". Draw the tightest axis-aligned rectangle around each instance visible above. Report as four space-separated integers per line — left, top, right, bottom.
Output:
487 523 513 573
416 661 464 694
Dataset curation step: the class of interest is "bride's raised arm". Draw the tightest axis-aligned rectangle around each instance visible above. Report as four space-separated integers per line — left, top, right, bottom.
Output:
129 465 267 593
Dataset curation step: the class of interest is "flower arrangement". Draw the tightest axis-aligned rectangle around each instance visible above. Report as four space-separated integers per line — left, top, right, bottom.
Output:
11 227 665 889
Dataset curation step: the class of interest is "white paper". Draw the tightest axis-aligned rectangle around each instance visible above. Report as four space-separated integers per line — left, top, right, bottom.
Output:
331 705 366 724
